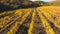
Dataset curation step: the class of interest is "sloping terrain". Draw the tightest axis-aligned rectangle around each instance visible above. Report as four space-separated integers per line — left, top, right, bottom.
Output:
0 6 60 34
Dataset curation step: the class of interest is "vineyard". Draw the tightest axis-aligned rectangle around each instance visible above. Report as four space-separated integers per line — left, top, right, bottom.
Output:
0 6 60 34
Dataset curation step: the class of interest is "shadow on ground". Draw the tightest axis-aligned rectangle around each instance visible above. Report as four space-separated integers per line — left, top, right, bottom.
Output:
0 3 42 13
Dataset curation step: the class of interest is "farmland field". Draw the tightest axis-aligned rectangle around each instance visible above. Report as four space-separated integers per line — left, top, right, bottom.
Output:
0 6 60 34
